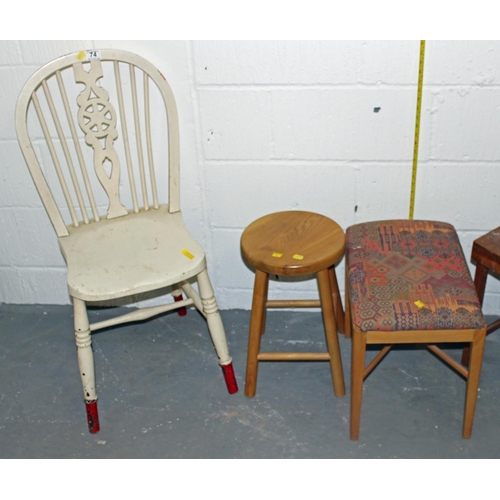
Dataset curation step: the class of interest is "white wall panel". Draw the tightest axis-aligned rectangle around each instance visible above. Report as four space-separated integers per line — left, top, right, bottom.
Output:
19 40 94 65
0 141 42 207
430 87 500 160
426 41 500 85
0 67 41 140
0 41 22 66
0 208 65 267
0 267 68 304
194 41 419 85
198 90 271 160
414 164 500 230
204 163 356 229
271 88 417 160
353 164 414 223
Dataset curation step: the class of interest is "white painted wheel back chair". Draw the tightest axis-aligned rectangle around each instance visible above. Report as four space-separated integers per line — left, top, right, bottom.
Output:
15 49 238 433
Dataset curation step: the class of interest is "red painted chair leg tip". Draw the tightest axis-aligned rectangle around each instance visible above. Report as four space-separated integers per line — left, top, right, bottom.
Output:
174 294 187 316
85 400 100 434
221 363 238 394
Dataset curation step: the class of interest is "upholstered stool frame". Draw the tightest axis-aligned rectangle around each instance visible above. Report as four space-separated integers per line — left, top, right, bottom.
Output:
345 220 487 440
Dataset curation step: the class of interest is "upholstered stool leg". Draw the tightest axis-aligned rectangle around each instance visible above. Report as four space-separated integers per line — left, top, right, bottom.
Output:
197 269 238 394
350 329 367 440
73 298 100 434
245 269 269 397
317 269 345 397
329 266 345 334
462 263 489 366
344 268 352 339
463 328 486 438
172 288 187 316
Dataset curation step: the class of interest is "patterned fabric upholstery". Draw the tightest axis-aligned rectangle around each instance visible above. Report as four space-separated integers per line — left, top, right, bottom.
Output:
346 220 486 332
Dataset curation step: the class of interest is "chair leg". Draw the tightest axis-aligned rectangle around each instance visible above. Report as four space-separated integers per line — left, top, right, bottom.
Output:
318 269 345 397
73 298 100 434
474 262 489 305
463 328 486 438
197 269 238 394
329 266 345 334
350 329 367 440
244 269 269 397
461 263 488 366
172 288 187 316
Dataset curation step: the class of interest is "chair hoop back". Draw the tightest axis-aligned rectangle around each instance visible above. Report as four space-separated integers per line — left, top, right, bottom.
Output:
15 49 181 237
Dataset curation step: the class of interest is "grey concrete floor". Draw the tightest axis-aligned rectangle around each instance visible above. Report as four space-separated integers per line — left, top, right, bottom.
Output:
1 303 499 458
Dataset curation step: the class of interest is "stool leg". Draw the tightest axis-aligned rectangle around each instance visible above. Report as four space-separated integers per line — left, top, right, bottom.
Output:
329 266 345 334
463 328 486 438
317 269 345 398
260 274 269 336
350 329 367 440
245 270 269 397
462 263 488 366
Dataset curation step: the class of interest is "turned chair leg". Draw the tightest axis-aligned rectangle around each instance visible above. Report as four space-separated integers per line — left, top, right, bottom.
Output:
172 288 187 316
244 269 269 397
197 269 238 394
73 298 100 434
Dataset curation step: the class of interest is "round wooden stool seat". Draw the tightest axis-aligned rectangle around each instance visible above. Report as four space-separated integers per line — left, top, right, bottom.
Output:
241 211 345 277
241 211 346 399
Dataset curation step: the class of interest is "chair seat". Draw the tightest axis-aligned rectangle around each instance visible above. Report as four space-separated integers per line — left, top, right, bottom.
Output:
346 220 486 332
59 205 206 301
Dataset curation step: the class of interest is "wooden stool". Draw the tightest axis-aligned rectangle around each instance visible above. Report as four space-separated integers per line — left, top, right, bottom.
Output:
241 211 346 398
345 220 487 439
462 226 500 366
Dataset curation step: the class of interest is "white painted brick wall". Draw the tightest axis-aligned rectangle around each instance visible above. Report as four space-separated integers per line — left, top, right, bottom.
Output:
198 90 271 160
1 40 499 316
193 41 419 85
271 88 416 160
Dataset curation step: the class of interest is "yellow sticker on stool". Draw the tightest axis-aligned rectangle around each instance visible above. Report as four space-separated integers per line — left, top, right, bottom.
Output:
414 300 425 308
293 254 304 260
272 252 283 258
76 51 86 61
182 249 195 260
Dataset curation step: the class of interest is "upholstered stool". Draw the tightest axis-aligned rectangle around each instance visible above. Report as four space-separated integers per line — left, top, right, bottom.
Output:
345 220 487 439
462 226 500 366
241 211 346 398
